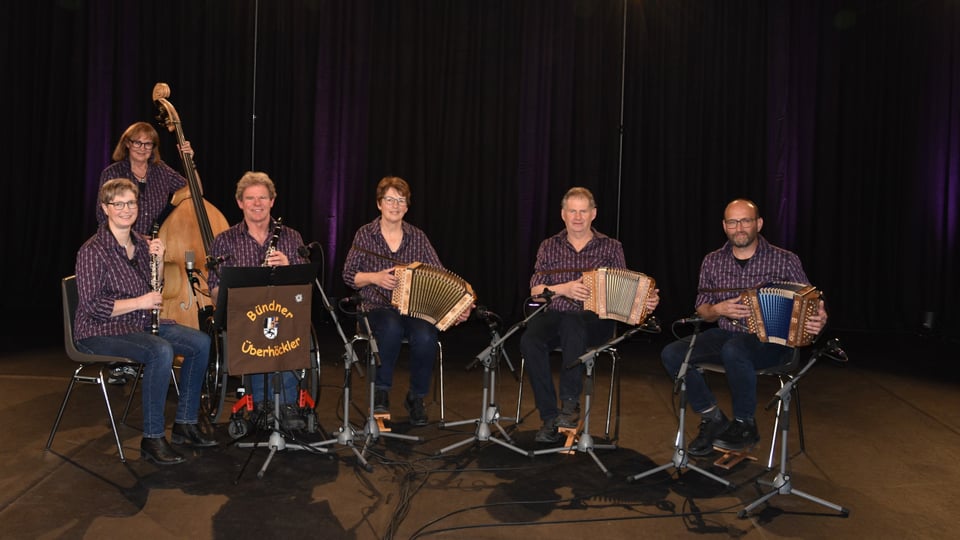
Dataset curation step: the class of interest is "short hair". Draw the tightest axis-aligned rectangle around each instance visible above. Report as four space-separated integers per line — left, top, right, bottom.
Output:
376 176 412 203
111 122 161 164
561 186 596 209
235 171 277 200
100 177 139 205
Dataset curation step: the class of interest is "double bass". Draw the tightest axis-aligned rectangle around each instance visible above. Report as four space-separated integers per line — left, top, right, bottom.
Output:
152 82 230 330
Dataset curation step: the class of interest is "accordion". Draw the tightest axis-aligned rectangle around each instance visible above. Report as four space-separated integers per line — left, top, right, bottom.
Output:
391 262 476 331
582 267 656 326
738 282 821 347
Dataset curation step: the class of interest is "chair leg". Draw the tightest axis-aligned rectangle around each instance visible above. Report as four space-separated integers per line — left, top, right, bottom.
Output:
45 365 83 451
46 364 127 462
170 366 180 397
794 382 805 452
98 369 127 462
121 365 144 425
603 349 620 441
515 357 525 424
436 341 444 422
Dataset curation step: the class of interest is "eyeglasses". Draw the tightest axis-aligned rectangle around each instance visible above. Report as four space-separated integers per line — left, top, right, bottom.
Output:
381 196 407 206
129 139 155 149
107 200 139 210
724 217 756 229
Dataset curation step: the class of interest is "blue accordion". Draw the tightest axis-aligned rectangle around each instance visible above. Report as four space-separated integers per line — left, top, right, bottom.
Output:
738 282 820 347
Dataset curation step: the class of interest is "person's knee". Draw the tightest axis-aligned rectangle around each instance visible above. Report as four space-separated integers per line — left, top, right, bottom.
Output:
660 341 685 373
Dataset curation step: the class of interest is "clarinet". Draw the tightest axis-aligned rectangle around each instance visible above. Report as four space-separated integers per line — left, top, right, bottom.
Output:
149 221 162 335
262 217 282 266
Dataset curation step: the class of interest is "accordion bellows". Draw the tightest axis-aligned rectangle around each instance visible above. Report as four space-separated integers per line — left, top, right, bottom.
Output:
738 282 820 347
582 267 656 326
391 262 476 331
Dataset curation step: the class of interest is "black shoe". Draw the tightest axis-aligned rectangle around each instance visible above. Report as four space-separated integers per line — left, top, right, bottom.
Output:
141 437 186 465
404 392 428 426
688 410 730 457
106 363 137 385
281 404 307 430
374 389 390 414
535 418 563 443
713 418 760 452
171 422 218 447
556 400 580 428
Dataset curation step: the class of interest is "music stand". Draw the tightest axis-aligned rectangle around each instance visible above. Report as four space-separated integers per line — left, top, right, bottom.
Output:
215 262 327 479
628 318 735 487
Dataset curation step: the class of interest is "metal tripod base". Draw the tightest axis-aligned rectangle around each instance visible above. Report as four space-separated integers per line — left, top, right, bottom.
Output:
532 428 617 478
238 428 327 479
739 472 849 518
438 401 531 457
627 444 733 487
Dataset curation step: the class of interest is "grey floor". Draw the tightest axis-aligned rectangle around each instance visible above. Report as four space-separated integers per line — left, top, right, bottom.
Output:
1 323 957 539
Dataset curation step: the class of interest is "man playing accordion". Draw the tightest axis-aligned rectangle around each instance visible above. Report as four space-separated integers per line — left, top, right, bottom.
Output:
660 198 827 456
521 187 660 444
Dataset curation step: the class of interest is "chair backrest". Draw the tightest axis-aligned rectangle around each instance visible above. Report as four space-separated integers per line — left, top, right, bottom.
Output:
62 275 132 365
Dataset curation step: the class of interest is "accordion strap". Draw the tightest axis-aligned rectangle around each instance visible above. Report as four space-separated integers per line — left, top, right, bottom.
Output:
535 267 592 277
348 244 410 266
698 282 768 294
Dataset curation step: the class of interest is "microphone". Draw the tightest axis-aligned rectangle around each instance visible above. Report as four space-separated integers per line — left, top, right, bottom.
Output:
675 314 704 325
298 241 322 260
532 287 555 304
823 337 848 362
185 250 196 272
206 254 229 270
339 293 363 311
471 305 497 321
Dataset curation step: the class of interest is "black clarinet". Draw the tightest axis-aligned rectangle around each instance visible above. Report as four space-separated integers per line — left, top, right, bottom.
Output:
149 221 162 335
262 217 282 266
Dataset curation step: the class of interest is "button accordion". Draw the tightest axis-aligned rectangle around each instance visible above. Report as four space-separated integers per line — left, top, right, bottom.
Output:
391 262 476 331
582 267 656 326
738 282 821 347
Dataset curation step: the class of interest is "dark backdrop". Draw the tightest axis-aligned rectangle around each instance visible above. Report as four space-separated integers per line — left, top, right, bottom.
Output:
3 0 958 350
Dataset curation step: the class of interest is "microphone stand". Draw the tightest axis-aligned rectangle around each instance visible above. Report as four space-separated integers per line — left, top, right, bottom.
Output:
435 297 554 457
531 317 661 478
628 318 735 487
738 338 850 517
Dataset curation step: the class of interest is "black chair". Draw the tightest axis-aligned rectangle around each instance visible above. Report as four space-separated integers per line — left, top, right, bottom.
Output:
698 347 805 469
46 275 142 462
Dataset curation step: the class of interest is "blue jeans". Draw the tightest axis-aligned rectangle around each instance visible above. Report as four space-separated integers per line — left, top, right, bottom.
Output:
365 308 438 398
77 324 210 438
519 310 615 422
248 371 300 405
660 327 792 420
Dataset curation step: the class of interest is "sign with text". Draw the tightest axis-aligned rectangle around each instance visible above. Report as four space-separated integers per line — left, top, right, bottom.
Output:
226 284 312 375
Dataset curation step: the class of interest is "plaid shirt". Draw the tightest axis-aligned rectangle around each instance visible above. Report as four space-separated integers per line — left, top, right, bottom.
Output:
207 219 307 291
74 224 154 340
529 228 626 313
97 159 186 235
342 217 443 311
695 235 811 332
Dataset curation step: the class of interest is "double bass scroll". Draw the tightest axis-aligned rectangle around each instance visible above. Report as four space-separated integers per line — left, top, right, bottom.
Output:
152 82 230 329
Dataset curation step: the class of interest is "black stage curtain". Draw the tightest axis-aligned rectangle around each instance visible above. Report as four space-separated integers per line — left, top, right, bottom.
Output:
3 0 958 350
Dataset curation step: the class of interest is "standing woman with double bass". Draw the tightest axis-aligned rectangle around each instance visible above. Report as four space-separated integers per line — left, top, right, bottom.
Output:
96 121 196 236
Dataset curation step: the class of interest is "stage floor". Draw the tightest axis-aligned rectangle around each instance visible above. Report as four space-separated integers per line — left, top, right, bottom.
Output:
2 323 957 539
